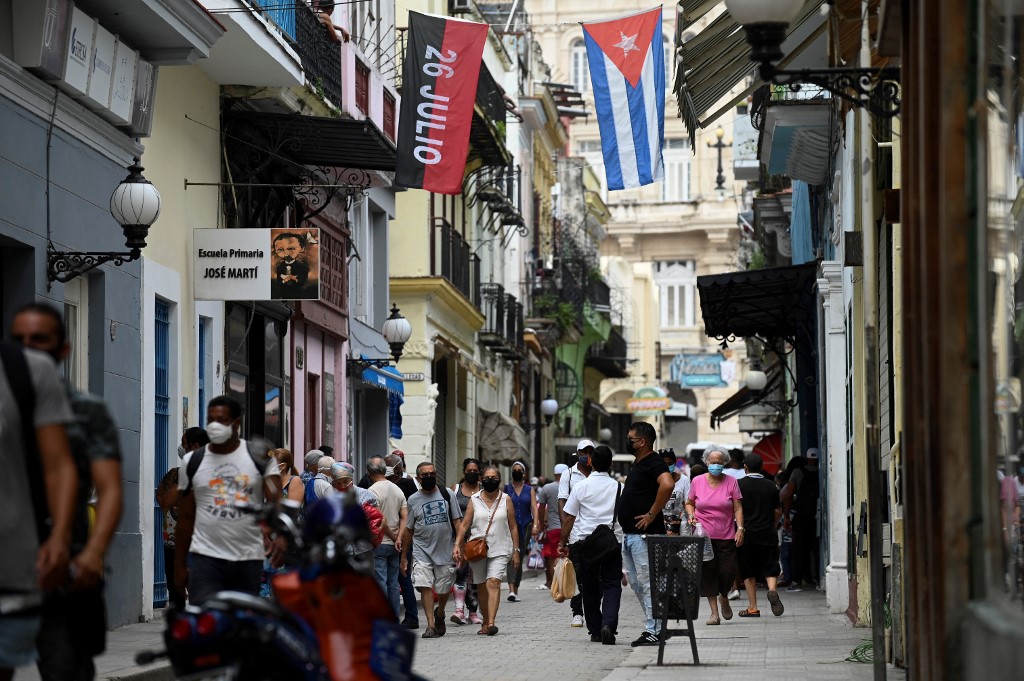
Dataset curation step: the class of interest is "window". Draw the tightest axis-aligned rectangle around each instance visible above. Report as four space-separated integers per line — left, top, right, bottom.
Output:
656 261 696 327
153 299 170 606
663 33 673 85
383 90 395 140
571 39 589 93
355 59 370 115
661 140 691 202
62 278 88 391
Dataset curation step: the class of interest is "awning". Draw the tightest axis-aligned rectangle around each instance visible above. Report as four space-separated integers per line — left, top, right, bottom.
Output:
360 364 405 396
697 263 818 341
224 111 397 172
478 410 528 465
674 2 826 147
753 433 784 477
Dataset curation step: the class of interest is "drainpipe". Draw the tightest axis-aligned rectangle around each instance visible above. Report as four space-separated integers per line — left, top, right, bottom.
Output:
859 1 888 678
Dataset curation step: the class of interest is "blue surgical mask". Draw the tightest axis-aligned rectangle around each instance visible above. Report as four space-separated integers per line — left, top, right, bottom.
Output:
707 464 725 476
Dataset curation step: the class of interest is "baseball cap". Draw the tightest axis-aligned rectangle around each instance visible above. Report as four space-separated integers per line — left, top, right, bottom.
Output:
806 448 820 460
577 439 596 451
554 463 569 476
305 450 324 467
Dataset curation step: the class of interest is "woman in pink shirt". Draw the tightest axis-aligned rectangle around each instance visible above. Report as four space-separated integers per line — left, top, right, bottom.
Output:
685 445 745 625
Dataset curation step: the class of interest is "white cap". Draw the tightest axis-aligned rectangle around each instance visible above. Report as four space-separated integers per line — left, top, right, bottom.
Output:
554 463 569 476
806 448 819 460
577 439 596 451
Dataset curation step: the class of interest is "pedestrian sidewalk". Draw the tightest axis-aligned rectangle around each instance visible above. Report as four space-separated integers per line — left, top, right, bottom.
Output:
13 574 907 681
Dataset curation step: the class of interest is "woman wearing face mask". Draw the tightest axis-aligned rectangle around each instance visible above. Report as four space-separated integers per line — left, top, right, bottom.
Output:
449 458 483 626
156 427 210 608
684 445 744 625
504 461 539 601
274 448 305 503
454 465 519 635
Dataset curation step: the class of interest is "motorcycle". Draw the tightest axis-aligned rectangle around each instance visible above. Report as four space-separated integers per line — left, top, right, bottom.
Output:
138 494 420 681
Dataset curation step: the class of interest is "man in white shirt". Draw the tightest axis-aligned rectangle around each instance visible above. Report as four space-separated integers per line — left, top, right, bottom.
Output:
559 445 622 646
175 395 281 605
367 456 408 618
558 439 594 627
723 449 746 480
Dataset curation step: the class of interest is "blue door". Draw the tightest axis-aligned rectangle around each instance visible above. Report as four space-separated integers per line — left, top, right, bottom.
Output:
153 300 170 606
198 318 207 426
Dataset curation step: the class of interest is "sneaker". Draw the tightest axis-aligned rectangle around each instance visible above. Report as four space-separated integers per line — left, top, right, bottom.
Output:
433 607 446 636
450 608 466 625
630 631 660 647
535 583 551 590
469 612 483 625
727 589 740 600
786 583 803 593
590 633 602 642
507 593 521 602
401 617 419 630
421 627 438 639
601 626 616 646
571 614 584 628
767 589 785 616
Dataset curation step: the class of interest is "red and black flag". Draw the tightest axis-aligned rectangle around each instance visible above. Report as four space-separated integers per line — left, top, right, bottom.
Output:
396 12 488 195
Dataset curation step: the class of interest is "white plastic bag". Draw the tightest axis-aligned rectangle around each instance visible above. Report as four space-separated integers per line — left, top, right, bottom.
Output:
686 521 714 561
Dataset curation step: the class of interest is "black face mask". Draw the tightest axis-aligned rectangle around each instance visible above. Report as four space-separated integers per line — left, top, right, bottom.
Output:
512 470 525 482
625 440 638 455
420 475 437 490
465 471 480 484
481 478 500 492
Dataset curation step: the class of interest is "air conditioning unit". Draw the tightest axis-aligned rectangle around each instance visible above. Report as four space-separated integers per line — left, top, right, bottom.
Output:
738 404 781 433
449 0 473 14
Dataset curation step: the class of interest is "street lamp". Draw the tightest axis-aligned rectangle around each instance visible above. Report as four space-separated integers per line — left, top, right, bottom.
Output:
707 126 732 197
724 0 900 118
381 304 413 363
598 427 613 442
525 394 560 432
48 156 162 284
745 370 768 392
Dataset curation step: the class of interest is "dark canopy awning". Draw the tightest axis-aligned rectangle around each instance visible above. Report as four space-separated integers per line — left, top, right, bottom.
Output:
697 263 818 341
224 111 397 172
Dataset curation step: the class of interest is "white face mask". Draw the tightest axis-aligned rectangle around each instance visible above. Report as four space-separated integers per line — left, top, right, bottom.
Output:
205 421 234 445
385 466 395 477
177 445 188 460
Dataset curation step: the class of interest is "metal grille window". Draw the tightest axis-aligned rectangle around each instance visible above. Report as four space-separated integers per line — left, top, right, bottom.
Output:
153 299 170 606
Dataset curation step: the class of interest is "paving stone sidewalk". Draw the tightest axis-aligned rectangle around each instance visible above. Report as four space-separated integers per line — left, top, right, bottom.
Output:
14 571 906 681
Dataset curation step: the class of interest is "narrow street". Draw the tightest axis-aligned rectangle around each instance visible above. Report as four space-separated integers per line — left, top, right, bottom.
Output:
19 571 905 681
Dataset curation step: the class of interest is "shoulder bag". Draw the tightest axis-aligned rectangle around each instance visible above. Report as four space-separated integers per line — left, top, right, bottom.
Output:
578 482 622 565
463 493 501 562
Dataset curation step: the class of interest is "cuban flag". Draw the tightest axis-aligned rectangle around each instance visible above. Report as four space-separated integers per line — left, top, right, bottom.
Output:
582 7 665 191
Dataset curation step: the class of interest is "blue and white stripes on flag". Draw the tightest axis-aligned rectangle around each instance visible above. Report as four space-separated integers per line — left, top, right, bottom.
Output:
582 7 665 191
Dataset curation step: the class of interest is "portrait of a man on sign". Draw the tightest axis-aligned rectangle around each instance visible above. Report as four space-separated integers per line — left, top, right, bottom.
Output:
270 228 320 300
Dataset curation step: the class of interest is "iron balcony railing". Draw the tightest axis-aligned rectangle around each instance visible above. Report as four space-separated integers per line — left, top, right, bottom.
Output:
587 276 611 311
254 0 296 40
432 219 481 308
478 284 524 357
586 326 630 377
295 3 343 108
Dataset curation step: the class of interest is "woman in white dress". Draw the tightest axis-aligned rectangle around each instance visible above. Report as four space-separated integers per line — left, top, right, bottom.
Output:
453 464 519 635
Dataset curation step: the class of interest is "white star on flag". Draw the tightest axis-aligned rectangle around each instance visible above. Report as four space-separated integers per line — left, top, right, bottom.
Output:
613 31 639 58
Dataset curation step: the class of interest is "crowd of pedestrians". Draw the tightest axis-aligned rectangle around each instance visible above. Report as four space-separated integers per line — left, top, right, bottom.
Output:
0 298 824 681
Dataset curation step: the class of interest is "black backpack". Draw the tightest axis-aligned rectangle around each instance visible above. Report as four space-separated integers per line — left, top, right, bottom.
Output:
0 342 50 541
794 466 820 516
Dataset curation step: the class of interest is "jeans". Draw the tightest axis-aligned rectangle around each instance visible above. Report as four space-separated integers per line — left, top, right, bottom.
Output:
187 553 263 606
621 533 657 634
373 543 401 618
507 523 531 589
399 542 418 623
570 544 623 636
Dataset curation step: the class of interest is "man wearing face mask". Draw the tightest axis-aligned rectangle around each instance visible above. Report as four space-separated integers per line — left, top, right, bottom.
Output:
175 395 282 605
11 303 123 681
157 427 210 608
617 422 675 647
559 439 595 628
400 462 462 639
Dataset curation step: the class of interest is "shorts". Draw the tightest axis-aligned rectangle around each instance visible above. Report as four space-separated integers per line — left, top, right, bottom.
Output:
411 561 456 592
469 555 509 584
0 611 42 669
737 541 781 582
541 529 562 559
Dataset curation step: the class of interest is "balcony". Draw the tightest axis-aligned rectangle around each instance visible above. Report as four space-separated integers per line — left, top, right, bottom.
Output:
478 284 525 358
432 219 481 308
295 2 343 107
531 264 584 334
586 327 630 379
586 276 611 313
197 1 301 87
469 66 512 167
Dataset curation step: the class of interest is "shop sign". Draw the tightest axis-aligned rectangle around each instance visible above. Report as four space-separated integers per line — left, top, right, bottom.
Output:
626 386 671 414
669 353 728 387
84 22 116 111
194 228 321 301
402 372 426 381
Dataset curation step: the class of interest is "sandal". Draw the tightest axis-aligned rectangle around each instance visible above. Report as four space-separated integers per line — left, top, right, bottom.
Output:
718 595 733 620
486 624 499 636
738 609 761 617
705 615 721 625
477 628 489 635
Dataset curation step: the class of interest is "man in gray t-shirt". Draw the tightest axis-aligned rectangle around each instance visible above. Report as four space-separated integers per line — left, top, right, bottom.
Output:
0 343 77 674
399 462 461 639
538 464 568 589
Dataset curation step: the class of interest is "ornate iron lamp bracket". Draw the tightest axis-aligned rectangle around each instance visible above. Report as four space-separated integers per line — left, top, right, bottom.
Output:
761 64 901 118
346 357 392 371
47 244 141 284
